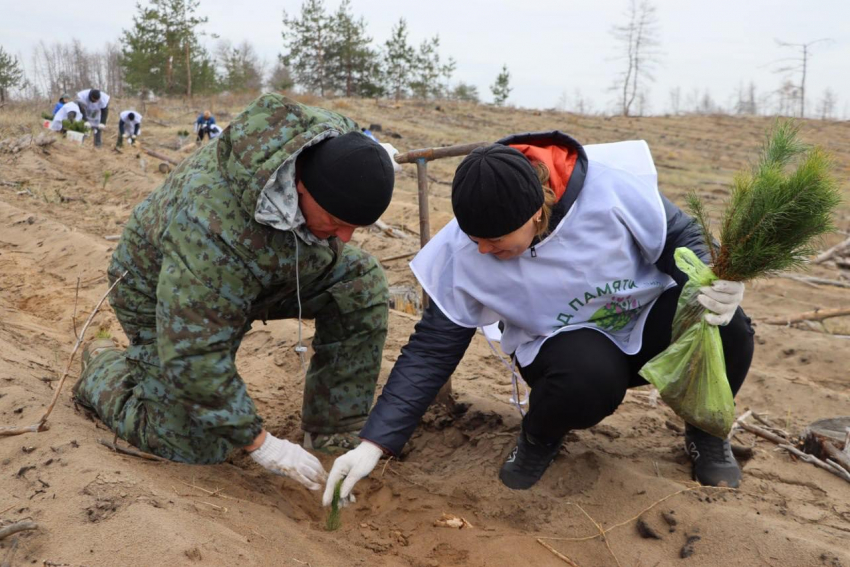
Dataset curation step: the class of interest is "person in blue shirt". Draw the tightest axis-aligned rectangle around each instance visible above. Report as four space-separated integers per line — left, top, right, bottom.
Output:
52 94 71 117
195 110 216 143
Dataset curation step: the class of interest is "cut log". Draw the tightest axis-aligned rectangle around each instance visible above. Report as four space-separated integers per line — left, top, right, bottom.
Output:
142 147 180 166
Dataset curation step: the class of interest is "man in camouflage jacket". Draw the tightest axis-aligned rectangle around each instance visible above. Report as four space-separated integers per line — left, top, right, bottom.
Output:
74 94 396 489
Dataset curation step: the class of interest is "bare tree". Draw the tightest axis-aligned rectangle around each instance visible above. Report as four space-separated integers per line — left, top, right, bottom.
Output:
773 37 832 118
817 88 837 120
610 0 662 116
734 81 758 115
775 79 800 116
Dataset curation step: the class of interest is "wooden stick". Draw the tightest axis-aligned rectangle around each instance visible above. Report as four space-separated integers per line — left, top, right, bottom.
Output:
97 438 169 462
763 307 850 326
142 147 180 166
536 539 581 566
822 441 850 474
779 444 850 483
738 421 788 445
0 520 38 540
813 236 850 264
380 251 417 263
775 273 850 289
395 141 489 164
0 272 126 437
729 410 753 437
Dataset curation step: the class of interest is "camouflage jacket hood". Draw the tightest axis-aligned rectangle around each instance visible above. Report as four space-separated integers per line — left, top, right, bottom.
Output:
217 94 359 244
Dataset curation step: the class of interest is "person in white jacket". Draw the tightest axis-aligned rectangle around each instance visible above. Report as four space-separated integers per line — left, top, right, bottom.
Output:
117 110 142 147
324 131 754 507
49 102 83 132
76 88 110 147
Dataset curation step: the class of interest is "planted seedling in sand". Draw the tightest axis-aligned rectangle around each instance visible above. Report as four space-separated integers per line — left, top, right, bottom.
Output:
102 171 111 189
325 479 343 531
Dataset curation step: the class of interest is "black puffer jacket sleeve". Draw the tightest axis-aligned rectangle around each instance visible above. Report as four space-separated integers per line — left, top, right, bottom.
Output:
360 303 476 455
655 194 713 286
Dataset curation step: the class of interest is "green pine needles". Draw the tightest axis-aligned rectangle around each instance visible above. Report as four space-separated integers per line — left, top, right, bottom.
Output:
62 119 89 134
688 120 841 282
325 479 343 531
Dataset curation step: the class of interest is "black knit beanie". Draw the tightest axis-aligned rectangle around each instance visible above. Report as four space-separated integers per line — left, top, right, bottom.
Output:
451 145 543 238
299 132 395 226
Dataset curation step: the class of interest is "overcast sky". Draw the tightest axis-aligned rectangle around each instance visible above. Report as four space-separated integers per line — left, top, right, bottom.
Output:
4 0 849 116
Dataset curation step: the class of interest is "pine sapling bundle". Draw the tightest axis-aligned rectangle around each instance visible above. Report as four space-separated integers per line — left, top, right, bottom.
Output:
640 121 841 438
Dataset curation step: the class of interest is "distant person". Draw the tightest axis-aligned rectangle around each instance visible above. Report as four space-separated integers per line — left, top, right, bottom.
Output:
52 93 71 117
76 88 110 148
208 123 223 139
195 110 216 143
117 110 142 148
49 102 82 133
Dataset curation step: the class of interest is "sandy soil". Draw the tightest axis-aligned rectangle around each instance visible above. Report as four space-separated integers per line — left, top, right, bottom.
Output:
1 95 849 567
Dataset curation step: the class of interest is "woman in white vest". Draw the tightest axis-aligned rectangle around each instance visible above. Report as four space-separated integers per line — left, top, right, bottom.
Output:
324 131 754 505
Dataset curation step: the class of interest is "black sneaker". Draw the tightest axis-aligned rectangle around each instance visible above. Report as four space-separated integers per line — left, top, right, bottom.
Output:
499 430 562 490
685 424 742 488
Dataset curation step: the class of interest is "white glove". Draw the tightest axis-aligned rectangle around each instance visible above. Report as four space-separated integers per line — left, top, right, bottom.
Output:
249 433 327 490
379 142 402 174
698 280 744 326
322 441 383 507
97 123 106 129
83 122 92 130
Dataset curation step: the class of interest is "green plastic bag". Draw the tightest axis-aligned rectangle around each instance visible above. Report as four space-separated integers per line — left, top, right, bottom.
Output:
639 248 735 438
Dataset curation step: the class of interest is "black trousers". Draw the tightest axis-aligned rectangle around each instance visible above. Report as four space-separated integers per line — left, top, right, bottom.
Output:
197 125 211 141
518 285 755 443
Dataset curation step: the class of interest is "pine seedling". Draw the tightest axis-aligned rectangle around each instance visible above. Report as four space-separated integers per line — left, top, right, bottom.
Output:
688 120 841 281
94 329 112 339
102 171 112 189
62 119 88 134
325 479 343 531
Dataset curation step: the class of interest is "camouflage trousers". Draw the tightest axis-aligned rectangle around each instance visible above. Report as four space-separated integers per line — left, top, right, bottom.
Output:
73 244 388 464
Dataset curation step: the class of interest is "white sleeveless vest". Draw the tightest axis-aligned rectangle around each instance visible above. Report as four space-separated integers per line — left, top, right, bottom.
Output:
410 141 677 367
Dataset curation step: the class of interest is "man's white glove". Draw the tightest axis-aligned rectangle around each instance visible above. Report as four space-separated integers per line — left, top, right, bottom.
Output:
379 142 402 174
249 433 328 490
322 440 383 507
83 122 92 130
97 123 106 129
698 279 744 326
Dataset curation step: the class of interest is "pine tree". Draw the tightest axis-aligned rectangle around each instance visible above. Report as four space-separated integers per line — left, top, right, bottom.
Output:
410 36 442 99
383 18 415 101
490 64 512 106
268 59 294 92
0 46 24 102
450 82 479 103
327 0 381 97
121 0 214 97
281 0 335 96
217 40 264 92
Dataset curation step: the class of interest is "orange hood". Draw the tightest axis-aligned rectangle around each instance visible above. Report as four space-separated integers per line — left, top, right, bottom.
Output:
508 143 577 201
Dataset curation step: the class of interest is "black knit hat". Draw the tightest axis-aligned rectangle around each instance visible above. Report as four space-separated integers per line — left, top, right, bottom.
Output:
89 89 101 102
451 145 543 238
299 132 394 226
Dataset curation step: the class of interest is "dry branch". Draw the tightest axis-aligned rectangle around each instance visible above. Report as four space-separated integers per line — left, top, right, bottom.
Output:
380 251 417 263
536 539 581 566
142 147 180 166
0 272 126 438
775 273 850 289
0 520 38 540
779 443 850 483
763 307 850 326
813 236 850 264
373 219 407 239
97 439 169 462
738 421 788 445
